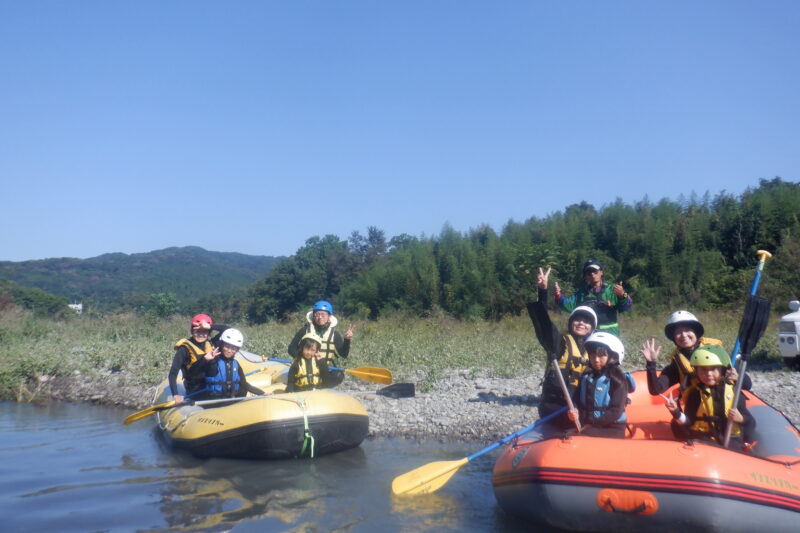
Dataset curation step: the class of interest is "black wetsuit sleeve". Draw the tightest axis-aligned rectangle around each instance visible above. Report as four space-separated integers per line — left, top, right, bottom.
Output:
168 347 189 396
284 359 300 392
740 372 753 392
209 324 230 346
204 358 220 378
318 359 333 387
333 331 351 358
526 288 561 358
681 389 700 428
738 393 756 442
646 360 678 396
287 327 305 358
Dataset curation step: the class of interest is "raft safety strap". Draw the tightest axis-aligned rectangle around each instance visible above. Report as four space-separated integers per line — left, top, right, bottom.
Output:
295 394 315 458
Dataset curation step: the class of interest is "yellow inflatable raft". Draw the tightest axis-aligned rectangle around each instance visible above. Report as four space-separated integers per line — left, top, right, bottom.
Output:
153 357 369 459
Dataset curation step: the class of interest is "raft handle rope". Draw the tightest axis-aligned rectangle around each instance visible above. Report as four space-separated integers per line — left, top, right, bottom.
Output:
270 393 317 458
295 394 315 458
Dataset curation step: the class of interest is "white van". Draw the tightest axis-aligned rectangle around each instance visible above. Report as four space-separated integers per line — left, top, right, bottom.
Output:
778 300 800 369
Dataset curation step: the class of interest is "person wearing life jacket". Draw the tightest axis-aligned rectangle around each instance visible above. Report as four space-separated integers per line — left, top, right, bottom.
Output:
202 328 264 400
168 314 220 404
641 310 750 400
288 300 353 386
285 333 334 393
527 266 597 434
554 259 632 337
568 332 634 439
663 345 755 450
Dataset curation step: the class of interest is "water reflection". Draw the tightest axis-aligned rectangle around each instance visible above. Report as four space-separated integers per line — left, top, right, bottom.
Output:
1 402 557 532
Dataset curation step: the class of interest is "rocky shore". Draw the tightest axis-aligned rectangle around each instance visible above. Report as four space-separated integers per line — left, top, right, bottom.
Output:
43 363 798 442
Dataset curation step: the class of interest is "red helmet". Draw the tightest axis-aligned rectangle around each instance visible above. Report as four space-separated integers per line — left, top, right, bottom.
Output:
191 313 213 330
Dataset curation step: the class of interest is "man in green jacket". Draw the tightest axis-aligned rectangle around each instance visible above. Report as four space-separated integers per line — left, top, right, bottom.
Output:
555 259 632 337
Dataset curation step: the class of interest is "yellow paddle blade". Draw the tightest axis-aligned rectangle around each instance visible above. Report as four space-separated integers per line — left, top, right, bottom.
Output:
391 457 469 495
123 400 176 425
346 366 393 384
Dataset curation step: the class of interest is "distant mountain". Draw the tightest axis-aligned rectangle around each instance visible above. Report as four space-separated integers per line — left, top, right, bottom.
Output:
0 246 284 309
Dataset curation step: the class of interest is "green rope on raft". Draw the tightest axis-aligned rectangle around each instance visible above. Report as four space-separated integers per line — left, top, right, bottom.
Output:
295 394 315 458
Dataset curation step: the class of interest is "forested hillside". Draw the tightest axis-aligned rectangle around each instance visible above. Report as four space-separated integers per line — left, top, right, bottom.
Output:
0 247 283 312
0 279 69 317
246 178 800 322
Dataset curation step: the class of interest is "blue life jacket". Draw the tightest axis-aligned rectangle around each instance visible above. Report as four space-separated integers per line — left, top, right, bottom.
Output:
579 370 636 423
205 358 242 397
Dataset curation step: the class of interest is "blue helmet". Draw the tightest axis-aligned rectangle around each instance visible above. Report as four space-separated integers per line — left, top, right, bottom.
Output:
312 300 334 314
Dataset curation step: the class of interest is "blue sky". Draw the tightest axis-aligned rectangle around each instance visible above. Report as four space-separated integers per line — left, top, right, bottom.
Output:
1 1 798 261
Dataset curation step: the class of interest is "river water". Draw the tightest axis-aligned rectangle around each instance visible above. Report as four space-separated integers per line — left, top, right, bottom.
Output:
0 401 550 532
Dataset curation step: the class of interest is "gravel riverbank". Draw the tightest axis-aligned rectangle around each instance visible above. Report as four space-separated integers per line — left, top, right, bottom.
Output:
43 363 798 442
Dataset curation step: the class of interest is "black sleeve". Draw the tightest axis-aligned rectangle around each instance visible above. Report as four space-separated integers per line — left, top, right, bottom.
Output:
646 360 678 396
537 286 548 305
737 394 756 442
318 359 334 387
591 370 628 425
210 324 230 346
168 347 189 396
284 359 300 392
682 389 700 428
333 331 351 358
740 372 753 392
287 327 305 358
204 358 220 378
526 290 561 358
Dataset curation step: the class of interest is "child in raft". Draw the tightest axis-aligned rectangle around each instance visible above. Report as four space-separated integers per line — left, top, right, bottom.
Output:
528 266 598 434
202 328 265 400
663 345 755 450
640 310 750 399
285 333 335 393
567 332 634 439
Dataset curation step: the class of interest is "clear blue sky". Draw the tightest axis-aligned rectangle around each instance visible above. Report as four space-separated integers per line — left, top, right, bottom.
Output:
2 1 798 261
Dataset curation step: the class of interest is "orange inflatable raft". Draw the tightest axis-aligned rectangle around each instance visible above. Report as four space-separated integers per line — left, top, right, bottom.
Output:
492 371 800 532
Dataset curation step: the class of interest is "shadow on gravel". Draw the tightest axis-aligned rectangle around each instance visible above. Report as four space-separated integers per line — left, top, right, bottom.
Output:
468 392 539 406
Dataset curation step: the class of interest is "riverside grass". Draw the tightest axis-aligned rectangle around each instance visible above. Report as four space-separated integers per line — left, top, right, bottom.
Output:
0 307 783 401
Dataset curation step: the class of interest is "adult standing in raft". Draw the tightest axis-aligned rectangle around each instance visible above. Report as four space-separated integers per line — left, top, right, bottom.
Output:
640 310 750 399
168 314 220 404
554 259 631 337
528 266 598 434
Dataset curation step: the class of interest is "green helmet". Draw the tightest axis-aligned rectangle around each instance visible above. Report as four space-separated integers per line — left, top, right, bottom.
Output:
690 345 730 368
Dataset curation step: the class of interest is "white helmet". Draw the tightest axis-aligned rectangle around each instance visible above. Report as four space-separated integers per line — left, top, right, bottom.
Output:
219 328 244 348
585 331 625 363
569 305 598 331
664 310 704 341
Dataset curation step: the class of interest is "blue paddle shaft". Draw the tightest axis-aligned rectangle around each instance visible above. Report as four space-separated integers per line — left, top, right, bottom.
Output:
466 406 568 462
